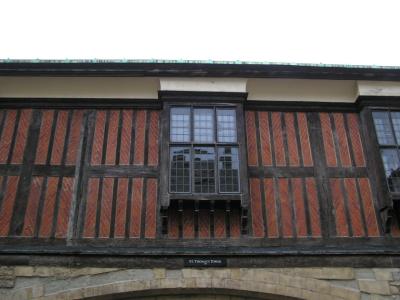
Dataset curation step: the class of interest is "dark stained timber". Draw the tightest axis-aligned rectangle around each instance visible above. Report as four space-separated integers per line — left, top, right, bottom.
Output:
1 61 400 81
0 95 396 260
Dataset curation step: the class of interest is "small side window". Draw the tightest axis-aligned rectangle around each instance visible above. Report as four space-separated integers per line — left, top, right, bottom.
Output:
372 111 400 192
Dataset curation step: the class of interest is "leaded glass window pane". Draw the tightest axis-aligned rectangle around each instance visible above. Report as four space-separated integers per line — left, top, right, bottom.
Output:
217 109 237 143
193 147 215 193
381 149 400 192
218 147 240 193
170 107 191 142
169 106 241 195
373 112 395 145
194 108 214 143
170 147 191 193
391 112 400 144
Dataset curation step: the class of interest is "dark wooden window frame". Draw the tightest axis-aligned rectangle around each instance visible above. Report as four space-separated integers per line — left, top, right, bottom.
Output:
367 106 400 232
169 105 240 194
371 108 400 195
159 94 249 208
359 99 400 233
362 106 400 197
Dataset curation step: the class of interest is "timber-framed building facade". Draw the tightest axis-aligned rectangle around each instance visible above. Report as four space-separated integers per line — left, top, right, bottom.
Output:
1 61 400 299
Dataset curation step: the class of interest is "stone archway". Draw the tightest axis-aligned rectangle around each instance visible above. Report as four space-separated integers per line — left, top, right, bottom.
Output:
1 266 365 299
86 288 299 300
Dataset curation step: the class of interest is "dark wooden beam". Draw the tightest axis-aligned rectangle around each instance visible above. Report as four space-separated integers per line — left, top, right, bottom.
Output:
1 236 400 252
245 100 358 112
1 253 400 269
87 166 158 178
357 96 400 108
159 91 247 102
1 62 400 81
0 98 161 109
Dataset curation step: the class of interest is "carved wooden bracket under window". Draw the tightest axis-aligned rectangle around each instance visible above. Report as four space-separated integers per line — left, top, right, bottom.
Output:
161 199 248 237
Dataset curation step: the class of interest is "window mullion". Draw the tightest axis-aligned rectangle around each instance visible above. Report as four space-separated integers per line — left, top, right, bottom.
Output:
213 108 218 194
214 107 218 143
388 110 400 171
388 110 397 145
190 106 194 193
190 106 194 143
216 146 220 193
215 145 219 194
190 145 193 194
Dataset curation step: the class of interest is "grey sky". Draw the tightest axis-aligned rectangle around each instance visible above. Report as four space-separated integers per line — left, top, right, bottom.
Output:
1 0 399 66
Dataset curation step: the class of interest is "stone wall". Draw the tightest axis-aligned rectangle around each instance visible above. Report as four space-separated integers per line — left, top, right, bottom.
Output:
1 266 400 300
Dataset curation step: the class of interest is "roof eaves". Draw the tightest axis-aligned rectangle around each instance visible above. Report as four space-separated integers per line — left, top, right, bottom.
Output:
0 59 399 70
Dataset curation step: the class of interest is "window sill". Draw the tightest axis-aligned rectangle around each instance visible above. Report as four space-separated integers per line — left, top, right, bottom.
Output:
168 193 242 202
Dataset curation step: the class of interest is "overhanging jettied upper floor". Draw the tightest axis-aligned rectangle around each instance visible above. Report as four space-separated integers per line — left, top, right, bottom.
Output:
0 60 400 261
